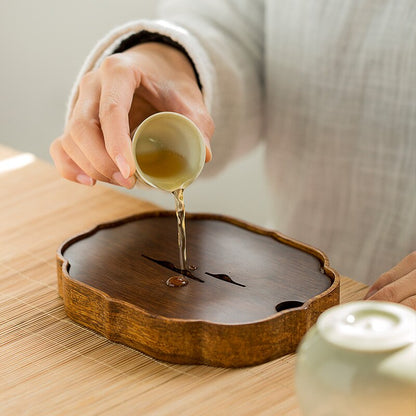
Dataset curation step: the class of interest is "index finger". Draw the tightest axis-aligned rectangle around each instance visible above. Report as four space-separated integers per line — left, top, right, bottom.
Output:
98 55 140 179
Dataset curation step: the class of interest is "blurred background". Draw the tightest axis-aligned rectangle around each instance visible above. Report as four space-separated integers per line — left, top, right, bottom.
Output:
0 0 271 226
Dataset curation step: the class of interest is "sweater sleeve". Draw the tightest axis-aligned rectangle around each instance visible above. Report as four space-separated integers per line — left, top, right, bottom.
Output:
66 0 265 176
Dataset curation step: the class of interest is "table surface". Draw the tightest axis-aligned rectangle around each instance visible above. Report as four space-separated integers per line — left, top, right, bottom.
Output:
0 145 368 416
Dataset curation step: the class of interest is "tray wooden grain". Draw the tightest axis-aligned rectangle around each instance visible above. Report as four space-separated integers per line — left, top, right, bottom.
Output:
57 211 339 367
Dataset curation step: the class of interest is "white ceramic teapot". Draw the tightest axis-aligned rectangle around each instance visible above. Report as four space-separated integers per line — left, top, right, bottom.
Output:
296 301 416 416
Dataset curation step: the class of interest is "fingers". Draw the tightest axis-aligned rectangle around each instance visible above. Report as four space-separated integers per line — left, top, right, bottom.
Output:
50 138 95 186
367 269 416 304
64 68 135 188
71 71 135 187
51 136 136 189
171 87 214 163
60 132 112 182
365 251 416 309
402 295 416 310
365 251 416 298
99 55 138 178
184 108 214 163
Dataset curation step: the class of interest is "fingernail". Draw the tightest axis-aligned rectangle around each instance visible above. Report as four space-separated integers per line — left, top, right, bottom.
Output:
76 174 94 186
115 154 131 179
112 171 135 188
125 176 136 189
204 137 212 162
112 171 125 186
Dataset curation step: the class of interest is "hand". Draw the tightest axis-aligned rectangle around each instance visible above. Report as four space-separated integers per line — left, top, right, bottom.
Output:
50 42 214 188
364 251 416 310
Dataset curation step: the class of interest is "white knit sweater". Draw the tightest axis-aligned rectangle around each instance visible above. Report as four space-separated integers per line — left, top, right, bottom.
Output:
68 0 416 284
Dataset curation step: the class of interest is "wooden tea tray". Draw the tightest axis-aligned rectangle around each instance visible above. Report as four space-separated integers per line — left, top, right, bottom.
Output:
57 211 339 367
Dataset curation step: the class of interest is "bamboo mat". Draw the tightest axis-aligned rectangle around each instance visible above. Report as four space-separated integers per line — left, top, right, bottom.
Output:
0 145 368 416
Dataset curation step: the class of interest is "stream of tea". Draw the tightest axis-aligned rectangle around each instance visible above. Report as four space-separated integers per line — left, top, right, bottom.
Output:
166 188 190 287
173 188 187 272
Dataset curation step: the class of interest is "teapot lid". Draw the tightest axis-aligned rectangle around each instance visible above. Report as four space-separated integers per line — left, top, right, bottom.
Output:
317 301 416 352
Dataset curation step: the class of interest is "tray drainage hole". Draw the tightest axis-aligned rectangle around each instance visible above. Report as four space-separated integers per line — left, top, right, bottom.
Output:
275 301 304 313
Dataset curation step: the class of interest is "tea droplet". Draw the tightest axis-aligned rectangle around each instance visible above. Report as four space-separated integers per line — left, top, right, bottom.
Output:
166 275 189 287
